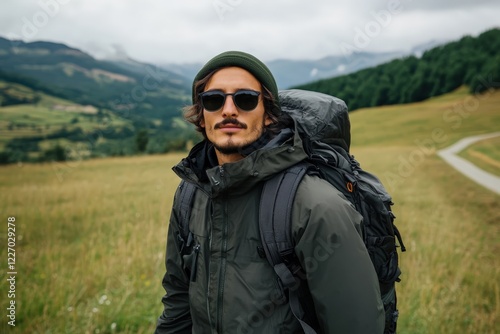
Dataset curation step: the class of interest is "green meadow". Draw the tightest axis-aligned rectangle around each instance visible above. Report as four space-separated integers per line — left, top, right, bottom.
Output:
0 87 499 333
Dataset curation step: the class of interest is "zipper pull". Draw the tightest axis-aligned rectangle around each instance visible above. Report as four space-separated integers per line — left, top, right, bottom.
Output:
190 244 201 282
186 231 194 248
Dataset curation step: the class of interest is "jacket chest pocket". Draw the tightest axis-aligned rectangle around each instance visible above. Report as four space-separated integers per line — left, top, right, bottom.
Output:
181 233 209 283
183 243 201 282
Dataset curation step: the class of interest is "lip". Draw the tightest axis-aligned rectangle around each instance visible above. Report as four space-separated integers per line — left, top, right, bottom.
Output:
219 125 243 133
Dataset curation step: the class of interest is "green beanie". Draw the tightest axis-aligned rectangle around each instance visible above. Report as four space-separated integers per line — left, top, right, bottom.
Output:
192 51 279 109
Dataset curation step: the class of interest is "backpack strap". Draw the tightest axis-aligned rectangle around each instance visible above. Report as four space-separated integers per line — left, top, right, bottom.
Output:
176 180 197 254
259 163 318 334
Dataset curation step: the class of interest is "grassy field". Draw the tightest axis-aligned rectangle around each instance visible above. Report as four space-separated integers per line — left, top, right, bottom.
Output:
0 87 499 333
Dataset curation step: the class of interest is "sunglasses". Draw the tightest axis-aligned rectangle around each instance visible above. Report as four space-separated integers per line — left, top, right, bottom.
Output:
199 89 261 112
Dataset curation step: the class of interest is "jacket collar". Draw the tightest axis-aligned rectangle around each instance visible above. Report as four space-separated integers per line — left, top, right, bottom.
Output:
172 125 308 197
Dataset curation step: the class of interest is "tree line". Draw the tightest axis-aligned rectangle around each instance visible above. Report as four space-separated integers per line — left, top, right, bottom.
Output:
0 126 200 164
296 28 500 111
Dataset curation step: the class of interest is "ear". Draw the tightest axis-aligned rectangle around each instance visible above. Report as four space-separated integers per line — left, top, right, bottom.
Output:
200 117 205 128
264 114 273 126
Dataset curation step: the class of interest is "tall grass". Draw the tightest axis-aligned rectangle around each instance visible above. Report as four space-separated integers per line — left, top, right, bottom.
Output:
0 154 184 333
353 147 499 334
0 88 499 333
350 87 500 334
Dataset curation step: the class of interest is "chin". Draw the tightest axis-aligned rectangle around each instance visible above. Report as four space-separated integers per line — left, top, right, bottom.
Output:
214 144 243 155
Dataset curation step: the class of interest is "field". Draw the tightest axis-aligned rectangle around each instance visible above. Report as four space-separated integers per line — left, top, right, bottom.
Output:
0 87 499 333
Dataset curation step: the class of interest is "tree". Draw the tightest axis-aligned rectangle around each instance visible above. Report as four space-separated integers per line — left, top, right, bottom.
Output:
43 144 66 161
135 129 149 153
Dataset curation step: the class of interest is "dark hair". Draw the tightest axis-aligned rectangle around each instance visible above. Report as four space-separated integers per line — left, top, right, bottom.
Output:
183 68 292 139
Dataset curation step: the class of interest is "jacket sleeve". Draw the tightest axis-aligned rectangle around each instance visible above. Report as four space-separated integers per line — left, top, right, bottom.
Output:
293 175 385 334
154 201 192 334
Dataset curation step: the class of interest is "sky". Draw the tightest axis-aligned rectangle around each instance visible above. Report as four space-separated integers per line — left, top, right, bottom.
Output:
1 0 499 65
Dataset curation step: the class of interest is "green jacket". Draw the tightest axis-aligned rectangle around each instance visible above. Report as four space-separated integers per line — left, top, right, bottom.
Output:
155 128 385 334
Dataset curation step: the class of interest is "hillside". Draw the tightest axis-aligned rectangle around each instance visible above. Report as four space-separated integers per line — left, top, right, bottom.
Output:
1 28 498 164
0 36 193 125
0 81 129 162
160 51 407 90
0 80 198 164
268 51 403 89
296 28 500 110
159 40 446 90
0 38 200 163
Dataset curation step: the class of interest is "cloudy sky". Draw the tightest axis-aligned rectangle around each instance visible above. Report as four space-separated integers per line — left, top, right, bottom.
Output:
1 0 499 65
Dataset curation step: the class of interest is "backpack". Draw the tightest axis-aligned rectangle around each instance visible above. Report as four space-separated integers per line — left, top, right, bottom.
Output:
175 89 406 334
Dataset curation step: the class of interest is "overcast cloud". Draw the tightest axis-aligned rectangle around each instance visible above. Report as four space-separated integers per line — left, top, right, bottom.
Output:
0 0 499 64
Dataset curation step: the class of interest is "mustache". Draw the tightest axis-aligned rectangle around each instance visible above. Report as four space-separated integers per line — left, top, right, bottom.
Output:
214 118 248 129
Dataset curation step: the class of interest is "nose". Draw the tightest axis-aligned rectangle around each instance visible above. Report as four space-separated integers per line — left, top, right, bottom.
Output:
221 95 239 118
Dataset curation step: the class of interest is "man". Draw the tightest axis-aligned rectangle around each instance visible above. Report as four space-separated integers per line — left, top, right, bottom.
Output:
155 51 385 333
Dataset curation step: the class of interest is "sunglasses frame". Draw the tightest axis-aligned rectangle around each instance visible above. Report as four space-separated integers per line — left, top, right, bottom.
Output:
198 89 261 112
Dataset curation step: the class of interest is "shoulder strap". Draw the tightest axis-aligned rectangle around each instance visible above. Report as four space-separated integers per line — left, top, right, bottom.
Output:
176 180 197 253
259 163 318 334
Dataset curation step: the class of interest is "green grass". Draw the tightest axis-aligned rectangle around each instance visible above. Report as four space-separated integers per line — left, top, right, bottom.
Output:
0 87 499 333
0 154 184 333
350 86 500 149
349 87 500 333
458 136 500 176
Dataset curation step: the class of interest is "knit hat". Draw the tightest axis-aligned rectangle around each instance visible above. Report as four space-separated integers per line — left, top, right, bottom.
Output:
192 51 279 109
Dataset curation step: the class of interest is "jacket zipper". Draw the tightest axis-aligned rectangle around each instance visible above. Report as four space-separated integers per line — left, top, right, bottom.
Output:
216 166 227 333
190 244 201 282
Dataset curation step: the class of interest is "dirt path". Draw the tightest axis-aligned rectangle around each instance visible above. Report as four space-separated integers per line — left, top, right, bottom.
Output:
437 132 500 195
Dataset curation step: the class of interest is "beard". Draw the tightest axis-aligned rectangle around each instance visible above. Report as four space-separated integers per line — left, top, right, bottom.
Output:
213 140 241 155
212 131 260 155
212 118 269 156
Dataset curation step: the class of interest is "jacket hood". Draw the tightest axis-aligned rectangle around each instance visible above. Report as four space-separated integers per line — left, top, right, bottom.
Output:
173 126 308 197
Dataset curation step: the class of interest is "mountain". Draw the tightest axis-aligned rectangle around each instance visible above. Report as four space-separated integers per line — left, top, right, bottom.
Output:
295 28 500 111
158 42 447 90
267 51 405 89
0 37 198 164
0 37 191 120
158 52 404 90
1 30 497 164
158 62 203 86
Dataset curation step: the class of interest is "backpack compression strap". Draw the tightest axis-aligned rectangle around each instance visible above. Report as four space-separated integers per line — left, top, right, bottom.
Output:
176 180 197 253
259 163 318 334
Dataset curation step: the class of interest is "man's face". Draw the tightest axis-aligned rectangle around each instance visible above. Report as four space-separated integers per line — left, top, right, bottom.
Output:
200 67 271 161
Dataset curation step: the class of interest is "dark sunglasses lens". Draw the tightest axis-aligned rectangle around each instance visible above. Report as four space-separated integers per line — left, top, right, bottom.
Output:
234 91 259 111
202 93 225 111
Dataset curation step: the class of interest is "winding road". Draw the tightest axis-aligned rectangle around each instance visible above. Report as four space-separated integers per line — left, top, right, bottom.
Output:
437 132 500 195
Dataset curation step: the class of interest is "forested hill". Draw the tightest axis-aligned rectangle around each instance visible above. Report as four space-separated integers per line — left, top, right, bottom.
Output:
296 28 500 111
